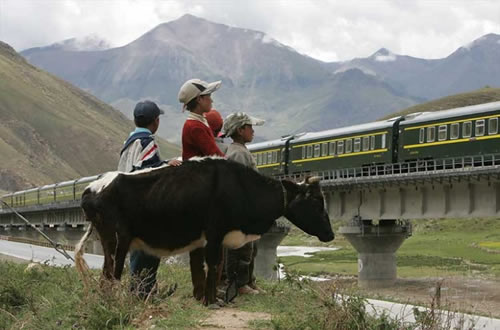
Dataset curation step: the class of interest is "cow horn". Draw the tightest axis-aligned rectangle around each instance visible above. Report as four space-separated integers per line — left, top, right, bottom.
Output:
306 176 321 184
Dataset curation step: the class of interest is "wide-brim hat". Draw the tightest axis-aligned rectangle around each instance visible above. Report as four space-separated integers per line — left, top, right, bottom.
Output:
178 79 222 105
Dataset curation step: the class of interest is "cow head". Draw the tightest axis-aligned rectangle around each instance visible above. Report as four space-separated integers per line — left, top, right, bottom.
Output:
281 177 334 242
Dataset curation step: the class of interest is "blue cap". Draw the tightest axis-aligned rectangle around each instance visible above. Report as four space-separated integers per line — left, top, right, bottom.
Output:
133 101 164 121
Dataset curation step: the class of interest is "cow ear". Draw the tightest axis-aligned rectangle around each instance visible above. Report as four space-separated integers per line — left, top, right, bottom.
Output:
306 176 321 184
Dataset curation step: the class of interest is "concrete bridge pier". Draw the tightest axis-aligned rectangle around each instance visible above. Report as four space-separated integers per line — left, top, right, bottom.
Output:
52 225 85 246
255 218 290 280
339 218 411 288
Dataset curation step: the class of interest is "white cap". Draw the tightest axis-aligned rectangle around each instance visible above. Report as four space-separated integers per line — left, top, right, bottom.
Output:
178 79 222 106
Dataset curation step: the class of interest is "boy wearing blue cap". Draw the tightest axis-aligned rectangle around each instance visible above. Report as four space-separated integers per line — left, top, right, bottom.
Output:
118 100 181 298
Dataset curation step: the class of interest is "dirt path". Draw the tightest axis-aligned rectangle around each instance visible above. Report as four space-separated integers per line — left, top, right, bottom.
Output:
199 308 271 329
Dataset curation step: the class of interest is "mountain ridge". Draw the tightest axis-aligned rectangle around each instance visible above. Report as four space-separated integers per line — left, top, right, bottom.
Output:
21 14 424 142
0 42 179 192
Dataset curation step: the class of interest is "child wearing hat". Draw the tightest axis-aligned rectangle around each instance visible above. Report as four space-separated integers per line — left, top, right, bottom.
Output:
178 79 225 160
178 79 225 301
222 112 265 296
118 100 181 298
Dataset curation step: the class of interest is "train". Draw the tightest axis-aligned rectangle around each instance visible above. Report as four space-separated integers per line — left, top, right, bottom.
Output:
0 175 99 210
248 101 500 176
2 101 500 210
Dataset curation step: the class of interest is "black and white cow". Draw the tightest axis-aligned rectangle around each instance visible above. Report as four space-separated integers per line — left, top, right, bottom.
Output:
75 157 334 305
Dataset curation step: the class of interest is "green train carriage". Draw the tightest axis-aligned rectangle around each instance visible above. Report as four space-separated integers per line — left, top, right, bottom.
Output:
399 101 500 163
288 119 399 174
248 138 288 176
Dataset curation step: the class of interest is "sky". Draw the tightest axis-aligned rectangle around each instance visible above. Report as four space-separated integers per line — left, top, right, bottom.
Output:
1 0 499 62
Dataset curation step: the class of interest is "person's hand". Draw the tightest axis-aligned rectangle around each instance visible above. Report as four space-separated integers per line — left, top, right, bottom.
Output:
167 159 182 166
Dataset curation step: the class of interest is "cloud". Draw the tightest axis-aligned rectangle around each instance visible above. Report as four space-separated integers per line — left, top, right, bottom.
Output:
1 0 499 62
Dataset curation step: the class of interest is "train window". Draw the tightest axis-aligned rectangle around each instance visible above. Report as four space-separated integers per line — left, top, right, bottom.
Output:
301 147 306 159
321 143 328 156
272 151 278 163
489 118 498 135
370 135 375 150
337 141 344 154
463 121 472 138
450 123 459 139
438 125 447 141
262 153 267 165
426 127 435 142
345 139 352 153
307 145 313 158
362 136 369 151
268 152 273 164
419 128 425 143
381 134 386 148
475 119 485 137
354 138 361 152
313 144 320 157
329 142 336 155
256 153 261 165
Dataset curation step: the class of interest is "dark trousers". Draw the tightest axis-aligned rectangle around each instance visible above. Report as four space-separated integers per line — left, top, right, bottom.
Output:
130 250 160 298
226 241 257 288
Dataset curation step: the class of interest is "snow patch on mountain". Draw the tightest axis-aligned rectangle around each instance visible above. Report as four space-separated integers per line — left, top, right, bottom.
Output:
334 64 376 76
51 34 111 51
375 53 397 62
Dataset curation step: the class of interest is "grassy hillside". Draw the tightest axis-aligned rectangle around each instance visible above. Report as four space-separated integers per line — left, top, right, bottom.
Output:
0 41 180 192
382 87 500 119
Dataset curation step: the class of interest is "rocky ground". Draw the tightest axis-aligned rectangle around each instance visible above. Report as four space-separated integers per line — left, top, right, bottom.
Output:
330 275 500 319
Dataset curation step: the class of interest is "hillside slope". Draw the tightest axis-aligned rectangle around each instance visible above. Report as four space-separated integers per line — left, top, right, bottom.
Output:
382 87 500 119
0 41 179 192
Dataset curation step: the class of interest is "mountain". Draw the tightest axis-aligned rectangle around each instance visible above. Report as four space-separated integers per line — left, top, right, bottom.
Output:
329 48 439 97
381 87 500 119
408 33 500 99
21 14 419 142
22 35 111 54
0 41 179 192
327 34 500 100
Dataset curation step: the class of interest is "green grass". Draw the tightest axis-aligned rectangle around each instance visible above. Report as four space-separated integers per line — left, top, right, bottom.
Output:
0 261 426 329
280 218 500 279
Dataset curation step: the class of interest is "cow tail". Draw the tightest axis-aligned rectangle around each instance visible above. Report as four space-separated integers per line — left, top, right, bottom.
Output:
74 223 93 286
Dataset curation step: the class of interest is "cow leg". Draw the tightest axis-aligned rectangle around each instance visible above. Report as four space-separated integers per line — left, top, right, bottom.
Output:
189 247 206 301
93 222 116 282
113 235 131 280
204 240 223 306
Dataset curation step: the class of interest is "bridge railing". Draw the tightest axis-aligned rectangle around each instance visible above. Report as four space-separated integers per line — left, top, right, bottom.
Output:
280 153 500 188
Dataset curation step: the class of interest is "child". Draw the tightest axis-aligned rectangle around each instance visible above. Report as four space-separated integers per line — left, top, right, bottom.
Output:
178 79 225 160
118 100 181 298
222 112 265 295
178 79 225 301
205 108 228 154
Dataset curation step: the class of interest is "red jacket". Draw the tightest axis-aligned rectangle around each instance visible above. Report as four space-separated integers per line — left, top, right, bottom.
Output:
182 119 225 160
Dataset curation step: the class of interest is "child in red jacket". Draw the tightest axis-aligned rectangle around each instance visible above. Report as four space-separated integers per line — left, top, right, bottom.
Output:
178 79 225 302
178 79 225 160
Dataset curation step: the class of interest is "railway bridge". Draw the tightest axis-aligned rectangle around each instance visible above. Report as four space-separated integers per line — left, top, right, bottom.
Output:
2 154 500 287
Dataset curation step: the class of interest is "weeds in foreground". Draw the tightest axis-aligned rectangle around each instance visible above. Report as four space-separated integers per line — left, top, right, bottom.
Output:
0 260 484 329
268 268 479 330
